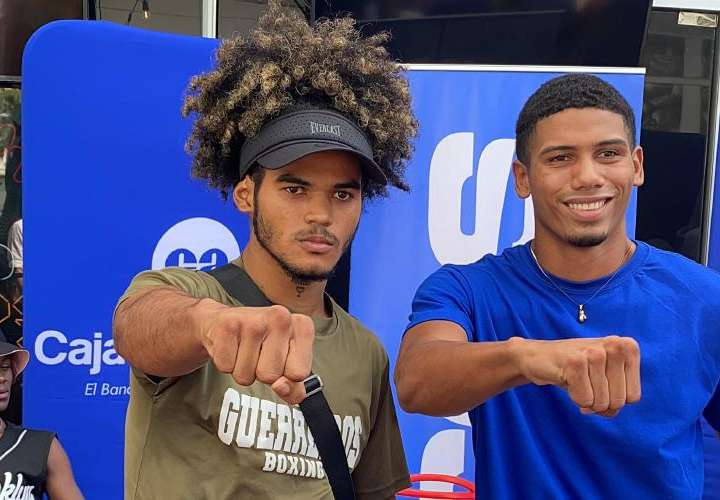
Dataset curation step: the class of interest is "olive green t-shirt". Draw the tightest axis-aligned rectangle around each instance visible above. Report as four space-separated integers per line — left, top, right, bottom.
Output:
118 263 410 500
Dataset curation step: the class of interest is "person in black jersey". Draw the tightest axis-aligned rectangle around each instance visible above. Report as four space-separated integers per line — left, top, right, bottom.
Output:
0 330 83 499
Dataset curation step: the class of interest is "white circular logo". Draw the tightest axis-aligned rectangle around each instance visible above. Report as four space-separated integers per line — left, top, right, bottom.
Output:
152 217 241 271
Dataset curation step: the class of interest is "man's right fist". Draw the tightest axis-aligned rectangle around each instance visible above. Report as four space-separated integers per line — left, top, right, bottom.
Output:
197 302 315 405
511 335 641 417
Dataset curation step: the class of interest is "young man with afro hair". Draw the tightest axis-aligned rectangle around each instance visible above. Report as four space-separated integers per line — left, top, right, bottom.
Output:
113 2 417 498
396 74 720 499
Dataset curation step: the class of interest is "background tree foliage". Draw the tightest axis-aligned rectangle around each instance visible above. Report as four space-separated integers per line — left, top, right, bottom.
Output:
0 88 20 149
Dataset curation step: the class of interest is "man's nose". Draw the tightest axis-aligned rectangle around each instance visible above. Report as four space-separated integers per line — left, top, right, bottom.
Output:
571 156 604 190
304 194 333 226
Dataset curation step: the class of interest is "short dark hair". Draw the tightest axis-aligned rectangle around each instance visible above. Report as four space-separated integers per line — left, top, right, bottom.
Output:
515 74 636 165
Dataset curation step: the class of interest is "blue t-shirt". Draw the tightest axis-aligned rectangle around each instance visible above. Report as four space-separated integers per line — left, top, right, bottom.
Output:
407 241 720 500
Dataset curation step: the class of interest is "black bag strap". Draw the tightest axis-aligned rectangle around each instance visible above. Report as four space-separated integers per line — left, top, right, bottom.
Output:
207 264 356 500
208 263 272 307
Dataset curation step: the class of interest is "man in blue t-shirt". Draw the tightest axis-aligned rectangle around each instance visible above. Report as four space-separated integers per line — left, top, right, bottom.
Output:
395 74 720 499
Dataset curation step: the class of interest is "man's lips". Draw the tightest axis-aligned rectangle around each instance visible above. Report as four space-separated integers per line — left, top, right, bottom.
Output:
562 196 614 220
297 236 336 254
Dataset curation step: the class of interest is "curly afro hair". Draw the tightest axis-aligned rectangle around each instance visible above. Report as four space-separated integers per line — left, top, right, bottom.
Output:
515 74 636 166
182 0 418 199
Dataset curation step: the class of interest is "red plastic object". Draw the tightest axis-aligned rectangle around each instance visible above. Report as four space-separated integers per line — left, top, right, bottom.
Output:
397 473 475 499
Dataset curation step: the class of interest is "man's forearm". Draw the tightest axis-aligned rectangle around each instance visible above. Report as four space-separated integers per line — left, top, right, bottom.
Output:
113 287 223 377
395 338 528 417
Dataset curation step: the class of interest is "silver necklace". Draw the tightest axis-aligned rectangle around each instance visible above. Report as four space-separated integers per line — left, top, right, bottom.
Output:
529 242 633 324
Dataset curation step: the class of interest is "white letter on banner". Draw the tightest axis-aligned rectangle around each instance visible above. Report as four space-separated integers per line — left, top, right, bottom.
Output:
102 338 126 366
515 196 535 248
428 135 519 264
91 332 103 375
34 330 68 365
420 429 466 495
68 338 92 367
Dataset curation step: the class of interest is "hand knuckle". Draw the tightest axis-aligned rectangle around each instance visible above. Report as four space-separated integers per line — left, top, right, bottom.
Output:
285 366 310 381
575 395 594 408
622 337 640 356
268 324 291 341
292 313 312 327
609 399 625 410
267 305 292 328
210 351 231 371
593 392 609 406
255 369 280 384
302 326 316 341
566 355 586 371
292 315 315 338
244 324 264 341
211 321 232 341
605 335 622 344
604 340 622 356
586 348 606 365
235 374 256 386
213 360 232 373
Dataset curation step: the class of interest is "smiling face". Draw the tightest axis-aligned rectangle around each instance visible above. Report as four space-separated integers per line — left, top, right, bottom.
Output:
513 108 644 248
235 150 363 284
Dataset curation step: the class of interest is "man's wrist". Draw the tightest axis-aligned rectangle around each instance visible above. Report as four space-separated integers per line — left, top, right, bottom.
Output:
190 298 228 350
506 337 533 387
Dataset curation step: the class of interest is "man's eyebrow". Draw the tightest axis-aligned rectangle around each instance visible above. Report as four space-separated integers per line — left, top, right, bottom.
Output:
539 138 630 156
539 145 576 156
275 174 311 186
594 139 629 148
334 180 361 190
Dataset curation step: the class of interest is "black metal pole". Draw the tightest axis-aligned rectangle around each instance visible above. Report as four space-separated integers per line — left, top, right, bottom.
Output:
309 0 316 24
87 0 98 20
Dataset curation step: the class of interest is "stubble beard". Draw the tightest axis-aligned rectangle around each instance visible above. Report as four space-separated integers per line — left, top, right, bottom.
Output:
566 232 608 247
253 207 355 286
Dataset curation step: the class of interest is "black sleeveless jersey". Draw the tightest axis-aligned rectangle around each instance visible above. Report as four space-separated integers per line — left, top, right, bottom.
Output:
0 422 54 499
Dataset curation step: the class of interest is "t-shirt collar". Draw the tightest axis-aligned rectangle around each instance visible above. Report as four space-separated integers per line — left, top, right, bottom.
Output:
521 240 649 295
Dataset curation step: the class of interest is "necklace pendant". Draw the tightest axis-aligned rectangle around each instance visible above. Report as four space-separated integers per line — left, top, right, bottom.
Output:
578 305 587 323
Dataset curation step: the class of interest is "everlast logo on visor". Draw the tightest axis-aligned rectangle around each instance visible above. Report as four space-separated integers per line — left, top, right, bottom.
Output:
309 121 341 137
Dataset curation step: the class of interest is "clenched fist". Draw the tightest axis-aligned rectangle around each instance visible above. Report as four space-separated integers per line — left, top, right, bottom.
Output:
197 302 314 405
512 335 641 417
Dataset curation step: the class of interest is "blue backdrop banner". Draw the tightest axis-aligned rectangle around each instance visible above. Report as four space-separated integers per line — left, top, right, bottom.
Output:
704 112 720 498
348 66 645 494
23 21 659 499
22 21 234 498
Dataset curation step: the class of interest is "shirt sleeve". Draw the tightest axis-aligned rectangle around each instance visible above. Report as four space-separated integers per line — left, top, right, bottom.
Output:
405 265 475 341
704 384 720 431
352 354 411 499
114 268 215 392
115 267 213 315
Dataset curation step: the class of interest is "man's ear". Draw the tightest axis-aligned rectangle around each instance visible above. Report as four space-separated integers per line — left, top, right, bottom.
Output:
512 159 531 199
632 145 645 188
233 177 254 214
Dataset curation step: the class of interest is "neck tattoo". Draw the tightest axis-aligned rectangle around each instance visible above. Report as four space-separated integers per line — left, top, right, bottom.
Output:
530 241 634 324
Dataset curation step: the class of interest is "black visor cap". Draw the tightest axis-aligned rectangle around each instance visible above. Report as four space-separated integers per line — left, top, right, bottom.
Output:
238 108 387 184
